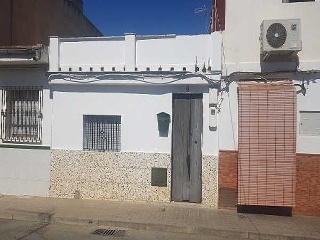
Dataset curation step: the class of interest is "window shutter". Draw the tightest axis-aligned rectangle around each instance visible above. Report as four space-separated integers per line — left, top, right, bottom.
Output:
238 82 296 207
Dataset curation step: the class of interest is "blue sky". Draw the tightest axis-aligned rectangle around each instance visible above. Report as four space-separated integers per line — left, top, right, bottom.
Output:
83 0 212 36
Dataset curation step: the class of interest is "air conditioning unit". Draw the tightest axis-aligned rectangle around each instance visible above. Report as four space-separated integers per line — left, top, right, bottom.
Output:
260 19 302 54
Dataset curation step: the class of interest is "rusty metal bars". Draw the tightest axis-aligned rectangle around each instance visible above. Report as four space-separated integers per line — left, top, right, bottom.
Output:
83 115 121 152
0 86 43 143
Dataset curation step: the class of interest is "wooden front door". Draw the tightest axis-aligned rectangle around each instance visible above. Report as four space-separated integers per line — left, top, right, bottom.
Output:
171 94 203 203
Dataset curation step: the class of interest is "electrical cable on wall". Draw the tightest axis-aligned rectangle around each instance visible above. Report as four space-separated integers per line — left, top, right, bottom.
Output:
221 70 320 90
48 71 221 85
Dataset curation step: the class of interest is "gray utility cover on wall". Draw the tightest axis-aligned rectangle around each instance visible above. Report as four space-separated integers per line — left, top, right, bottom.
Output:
151 168 167 187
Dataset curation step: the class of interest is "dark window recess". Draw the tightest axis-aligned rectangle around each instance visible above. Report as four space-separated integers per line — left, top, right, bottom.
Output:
1 86 43 143
83 115 121 152
151 168 167 187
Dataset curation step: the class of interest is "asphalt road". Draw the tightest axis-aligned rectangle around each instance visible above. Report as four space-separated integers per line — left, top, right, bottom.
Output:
0 219 241 240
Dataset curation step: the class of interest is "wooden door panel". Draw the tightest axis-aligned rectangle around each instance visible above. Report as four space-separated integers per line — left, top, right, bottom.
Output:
189 97 203 203
171 94 203 203
171 97 190 201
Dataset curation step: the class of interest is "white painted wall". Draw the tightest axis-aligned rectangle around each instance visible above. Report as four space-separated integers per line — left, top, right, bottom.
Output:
223 0 320 74
50 33 222 156
50 33 222 73
296 78 320 153
218 82 238 151
59 37 125 72
218 77 320 154
0 148 50 197
0 67 51 197
136 34 222 71
51 85 218 156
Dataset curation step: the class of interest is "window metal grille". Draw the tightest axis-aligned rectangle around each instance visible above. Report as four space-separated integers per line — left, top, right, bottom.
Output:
83 115 121 152
1 86 43 143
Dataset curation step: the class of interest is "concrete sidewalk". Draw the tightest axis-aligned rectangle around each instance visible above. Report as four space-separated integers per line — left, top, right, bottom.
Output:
0 195 319 240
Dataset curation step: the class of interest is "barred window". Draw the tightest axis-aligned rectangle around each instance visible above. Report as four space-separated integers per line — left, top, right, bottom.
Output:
83 115 121 152
1 86 43 143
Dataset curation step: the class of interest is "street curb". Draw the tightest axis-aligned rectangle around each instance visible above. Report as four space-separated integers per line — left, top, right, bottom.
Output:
54 217 320 240
1 211 320 240
0 213 13 220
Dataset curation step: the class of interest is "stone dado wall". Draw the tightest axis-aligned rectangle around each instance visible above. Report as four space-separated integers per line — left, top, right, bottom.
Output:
202 155 219 207
50 150 218 206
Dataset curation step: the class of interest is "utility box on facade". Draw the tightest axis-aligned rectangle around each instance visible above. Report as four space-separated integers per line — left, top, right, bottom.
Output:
157 112 170 137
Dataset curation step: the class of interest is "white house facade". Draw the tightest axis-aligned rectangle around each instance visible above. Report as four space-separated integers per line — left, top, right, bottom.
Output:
48 33 223 205
1 0 319 216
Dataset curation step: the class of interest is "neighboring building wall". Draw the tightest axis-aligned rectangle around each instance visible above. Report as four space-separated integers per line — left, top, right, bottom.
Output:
218 78 320 215
220 0 320 154
0 0 102 46
223 0 320 74
294 153 320 216
0 147 50 197
294 79 320 216
70 0 83 12
210 0 225 32
218 150 237 209
218 82 239 152
0 69 52 147
296 79 320 154
218 0 320 215
0 0 12 46
0 68 52 197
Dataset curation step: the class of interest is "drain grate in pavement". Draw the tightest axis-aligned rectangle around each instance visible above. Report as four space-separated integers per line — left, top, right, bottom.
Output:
92 229 126 237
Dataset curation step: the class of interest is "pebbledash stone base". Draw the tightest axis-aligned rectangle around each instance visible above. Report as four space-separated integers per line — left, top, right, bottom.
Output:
50 150 218 206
